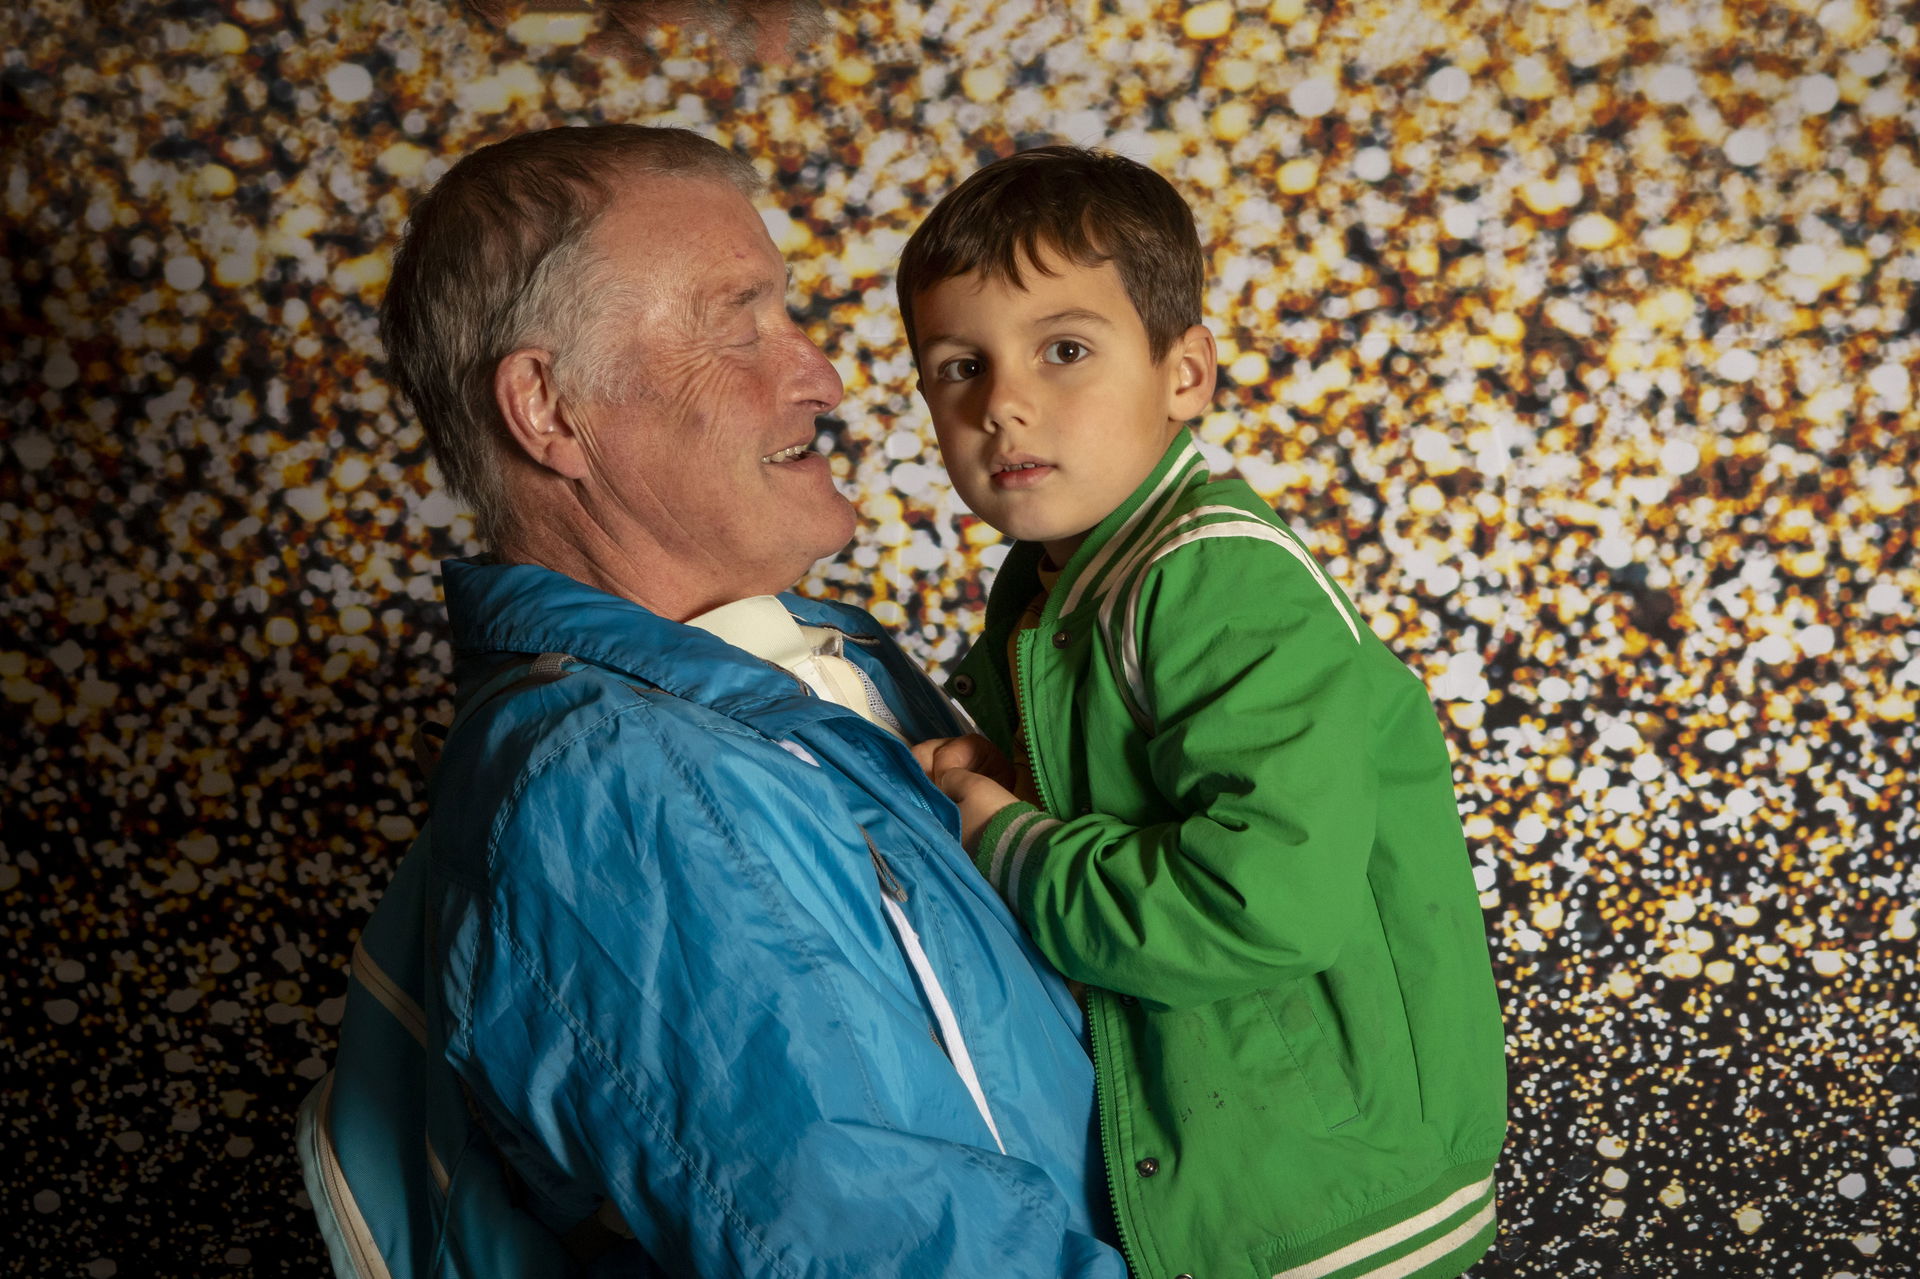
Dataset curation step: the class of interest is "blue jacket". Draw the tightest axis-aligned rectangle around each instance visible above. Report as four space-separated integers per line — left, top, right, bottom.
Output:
421 558 1125 1277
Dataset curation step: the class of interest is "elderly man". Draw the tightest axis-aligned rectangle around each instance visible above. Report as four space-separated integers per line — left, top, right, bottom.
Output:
297 125 1126 1278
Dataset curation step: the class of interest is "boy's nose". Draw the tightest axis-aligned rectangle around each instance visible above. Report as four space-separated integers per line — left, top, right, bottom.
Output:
982 371 1035 433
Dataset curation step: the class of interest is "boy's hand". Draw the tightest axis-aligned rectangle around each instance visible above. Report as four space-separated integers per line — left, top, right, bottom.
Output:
910 733 1016 790
912 735 1020 850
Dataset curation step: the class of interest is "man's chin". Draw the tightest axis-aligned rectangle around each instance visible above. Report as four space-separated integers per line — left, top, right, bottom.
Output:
821 498 859 558
782 495 858 580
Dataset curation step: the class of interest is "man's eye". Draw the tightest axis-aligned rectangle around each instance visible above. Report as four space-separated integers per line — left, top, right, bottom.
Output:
936 356 982 383
1043 340 1088 365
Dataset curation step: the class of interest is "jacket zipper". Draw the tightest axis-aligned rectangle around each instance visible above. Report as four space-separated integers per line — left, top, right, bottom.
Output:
863 828 1008 1155
1012 627 1144 1277
1086 993 1143 1277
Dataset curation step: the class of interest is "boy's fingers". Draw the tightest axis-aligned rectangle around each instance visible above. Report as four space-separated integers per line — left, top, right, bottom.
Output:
934 764 981 803
910 737 953 776
932 764 969 798
940 734 997 774
947 735 1015 789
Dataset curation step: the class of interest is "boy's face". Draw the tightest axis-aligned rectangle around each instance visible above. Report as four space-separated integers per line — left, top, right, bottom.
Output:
912 247 1215 566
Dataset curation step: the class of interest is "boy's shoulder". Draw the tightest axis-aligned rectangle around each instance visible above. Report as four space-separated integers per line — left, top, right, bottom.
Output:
1119 468 1363 632
1121 468 1308 580
1164 468 1283 525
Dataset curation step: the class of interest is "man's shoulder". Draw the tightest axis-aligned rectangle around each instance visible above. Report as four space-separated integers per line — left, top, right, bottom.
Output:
428 662 781 859
456 656 783 780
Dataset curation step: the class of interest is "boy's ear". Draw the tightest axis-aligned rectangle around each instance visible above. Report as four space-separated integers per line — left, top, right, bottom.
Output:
495 348 592 481
1166 324 1219 420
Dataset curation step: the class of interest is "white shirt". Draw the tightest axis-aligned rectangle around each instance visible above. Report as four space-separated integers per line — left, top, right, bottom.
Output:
684 595 908 741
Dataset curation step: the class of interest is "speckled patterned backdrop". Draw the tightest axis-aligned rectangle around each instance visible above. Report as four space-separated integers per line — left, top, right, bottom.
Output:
3 0 1916 1275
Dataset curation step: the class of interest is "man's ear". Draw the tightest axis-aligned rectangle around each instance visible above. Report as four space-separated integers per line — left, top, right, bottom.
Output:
495 348 592 480
1167 324 1219 420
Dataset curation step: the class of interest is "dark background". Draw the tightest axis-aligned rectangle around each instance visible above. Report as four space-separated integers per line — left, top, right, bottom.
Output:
3 1 1916 1274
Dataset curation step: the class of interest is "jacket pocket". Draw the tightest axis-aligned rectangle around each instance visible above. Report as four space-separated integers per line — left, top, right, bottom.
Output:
1259 979 1361 1131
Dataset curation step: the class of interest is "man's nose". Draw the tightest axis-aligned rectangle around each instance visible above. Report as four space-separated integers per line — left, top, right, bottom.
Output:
786 322 843 413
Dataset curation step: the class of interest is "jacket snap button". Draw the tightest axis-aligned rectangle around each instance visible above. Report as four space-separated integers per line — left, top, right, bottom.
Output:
1136 1157 1159 1177
1119 994 1138 1007
1175 1273 1195 1278
1052 630 1070 648
950 674 975 697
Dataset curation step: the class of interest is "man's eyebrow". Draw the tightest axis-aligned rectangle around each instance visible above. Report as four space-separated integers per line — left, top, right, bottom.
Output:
707 266 792 310
718 278 774 308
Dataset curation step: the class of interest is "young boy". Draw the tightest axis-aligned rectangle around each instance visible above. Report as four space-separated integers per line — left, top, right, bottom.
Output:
897 146 1508 1279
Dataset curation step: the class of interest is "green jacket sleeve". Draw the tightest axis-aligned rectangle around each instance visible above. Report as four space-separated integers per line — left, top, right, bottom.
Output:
973 534 1381 1011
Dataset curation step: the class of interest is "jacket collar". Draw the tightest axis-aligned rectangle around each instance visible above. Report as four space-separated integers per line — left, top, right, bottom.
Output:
987 432 1210 629
441 557 896 729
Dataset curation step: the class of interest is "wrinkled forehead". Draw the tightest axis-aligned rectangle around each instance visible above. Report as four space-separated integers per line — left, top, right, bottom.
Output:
588 172 787 318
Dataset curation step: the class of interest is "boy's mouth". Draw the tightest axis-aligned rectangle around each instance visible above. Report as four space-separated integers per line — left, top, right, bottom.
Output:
990 458 1054 488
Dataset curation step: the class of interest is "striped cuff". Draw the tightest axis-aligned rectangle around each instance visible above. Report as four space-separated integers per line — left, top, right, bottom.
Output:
1270 1165 1497 1279
974 803 1062 910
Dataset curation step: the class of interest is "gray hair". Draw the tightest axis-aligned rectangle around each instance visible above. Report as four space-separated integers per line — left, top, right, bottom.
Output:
380 125 763 547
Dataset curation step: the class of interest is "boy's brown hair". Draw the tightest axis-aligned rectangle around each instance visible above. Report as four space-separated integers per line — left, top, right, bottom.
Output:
895 145 1204 364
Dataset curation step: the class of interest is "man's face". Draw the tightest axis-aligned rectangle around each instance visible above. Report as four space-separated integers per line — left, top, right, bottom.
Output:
568 174 852 607
912 247 1190 566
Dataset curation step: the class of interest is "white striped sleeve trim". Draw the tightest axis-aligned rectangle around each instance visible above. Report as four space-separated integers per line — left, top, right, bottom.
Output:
351 936 427 1047
1057 440 1206 618
1113 520 1363 731
879 895 1007 1155
985 809 1047 893
1002 815 1061 908
1272 1175 1495 1279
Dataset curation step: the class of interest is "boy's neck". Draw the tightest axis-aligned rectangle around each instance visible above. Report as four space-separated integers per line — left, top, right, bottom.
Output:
1039 536 1083 569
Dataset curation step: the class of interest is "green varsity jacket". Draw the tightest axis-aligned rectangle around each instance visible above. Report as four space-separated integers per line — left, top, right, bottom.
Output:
950 433 1508 1279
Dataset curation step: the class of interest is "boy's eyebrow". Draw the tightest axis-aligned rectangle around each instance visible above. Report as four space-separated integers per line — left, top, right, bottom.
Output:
1032 308 1117 329
918 307 1118 349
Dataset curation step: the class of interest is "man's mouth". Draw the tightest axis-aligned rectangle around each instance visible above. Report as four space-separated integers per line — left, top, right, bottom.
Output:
993 460 1046 473
761 442 814 464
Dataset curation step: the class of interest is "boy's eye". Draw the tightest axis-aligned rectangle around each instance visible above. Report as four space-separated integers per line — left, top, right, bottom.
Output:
935 356 983 383
1042 340 1089 365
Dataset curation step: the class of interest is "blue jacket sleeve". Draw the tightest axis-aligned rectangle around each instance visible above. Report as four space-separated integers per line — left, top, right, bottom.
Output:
434 691 1125 1279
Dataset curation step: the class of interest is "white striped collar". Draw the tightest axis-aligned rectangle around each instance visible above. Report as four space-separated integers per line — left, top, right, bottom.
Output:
1051 433 1210 621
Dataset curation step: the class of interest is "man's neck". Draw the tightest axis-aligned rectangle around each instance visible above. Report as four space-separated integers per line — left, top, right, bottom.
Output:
496 517 775 623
